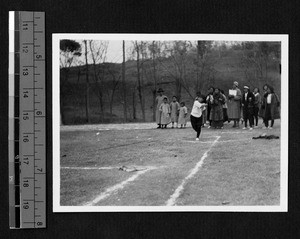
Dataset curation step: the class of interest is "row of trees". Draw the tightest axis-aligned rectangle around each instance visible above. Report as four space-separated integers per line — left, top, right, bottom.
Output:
60 40 281 125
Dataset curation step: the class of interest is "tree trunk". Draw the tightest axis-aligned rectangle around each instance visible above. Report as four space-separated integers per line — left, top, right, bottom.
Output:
132 91 136 120
122 41 127 122
98 87 104 122
176 77 181 101
152 90 156 122
265 58 268 82
94 70 104 122
84 40 90 123
109 91 113 116
77 68 81 84
109 101 113 116
60 69 68 125
136 42 145 122
60 100 65 125
109 85 117 116
196 43 200 93
152 41 157 122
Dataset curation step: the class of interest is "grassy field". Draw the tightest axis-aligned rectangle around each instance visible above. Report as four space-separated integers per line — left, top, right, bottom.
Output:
60 119 280 206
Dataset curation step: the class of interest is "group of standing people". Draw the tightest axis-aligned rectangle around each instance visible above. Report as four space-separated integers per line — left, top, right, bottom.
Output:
155 88 188 129
155 82 280 141
206 81 280 129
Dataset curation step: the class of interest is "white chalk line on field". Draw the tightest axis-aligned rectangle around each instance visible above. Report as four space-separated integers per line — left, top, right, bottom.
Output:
61 166 117 170
221 130 258 134
185 138 251 144
166 136 221 206
83 166 157 206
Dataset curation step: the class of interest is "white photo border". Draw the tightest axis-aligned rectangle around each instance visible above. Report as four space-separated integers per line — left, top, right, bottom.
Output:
53 34 288 212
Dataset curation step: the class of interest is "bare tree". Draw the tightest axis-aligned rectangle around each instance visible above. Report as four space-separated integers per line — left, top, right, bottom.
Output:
59 39 81 124
106 66 120 115
157 41 194 100
132 41 148 121
240 41 281 88
72 58 85 120
88 40 109 122
148 41 163 121
194 41 214 93
83 40 91 123
122 41 127 122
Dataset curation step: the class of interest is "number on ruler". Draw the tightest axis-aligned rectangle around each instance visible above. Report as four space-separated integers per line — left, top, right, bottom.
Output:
23 134 29 143
23 179 29 188
22 45 28 53
23 67 29 76
23 91 29 98
37 168 43 172
36 111 42 116
23 157 29 165
22 23 28 31
23 202 29 210
23 112 29 120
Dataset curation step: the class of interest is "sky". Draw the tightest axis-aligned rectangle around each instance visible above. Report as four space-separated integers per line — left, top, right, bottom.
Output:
76 40 132 64
105 40 123 63
62 39 281 66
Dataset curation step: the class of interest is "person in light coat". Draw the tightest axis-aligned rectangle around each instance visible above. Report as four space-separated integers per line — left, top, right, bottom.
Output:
170 96 180 128
159 97 171 129
155 88 168 128
227 81 242 128
178 102 188 128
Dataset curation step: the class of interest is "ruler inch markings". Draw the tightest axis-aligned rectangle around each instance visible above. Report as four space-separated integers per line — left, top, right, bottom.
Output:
9 11 46 229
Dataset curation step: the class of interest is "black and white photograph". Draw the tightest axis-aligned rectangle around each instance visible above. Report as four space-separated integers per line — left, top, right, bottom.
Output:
52 34 288 212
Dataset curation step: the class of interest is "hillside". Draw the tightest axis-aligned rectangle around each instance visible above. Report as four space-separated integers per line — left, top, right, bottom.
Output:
60 48 281 125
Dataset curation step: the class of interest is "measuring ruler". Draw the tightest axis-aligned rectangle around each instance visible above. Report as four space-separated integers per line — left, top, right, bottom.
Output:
9 11 46 229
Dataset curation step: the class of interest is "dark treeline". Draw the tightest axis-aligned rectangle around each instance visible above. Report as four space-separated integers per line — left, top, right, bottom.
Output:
60 40 281 125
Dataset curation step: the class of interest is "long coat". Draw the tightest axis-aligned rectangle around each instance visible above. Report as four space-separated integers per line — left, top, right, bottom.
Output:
210 93 225 122
261 93 280 120
155 95 168 124
242 92 255 114
254 92 262 109
159 103 171 124
258 91 268 118
227 88 242 120
206 94 213 121
178 106 188 125
170 101 180 122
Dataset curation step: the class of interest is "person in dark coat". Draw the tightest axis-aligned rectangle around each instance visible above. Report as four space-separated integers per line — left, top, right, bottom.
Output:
258 84 270 124
210 88 225 129
241 85 255 130
206 86 214 128
220 89 228 123
253 87 262 128
262 86 280 129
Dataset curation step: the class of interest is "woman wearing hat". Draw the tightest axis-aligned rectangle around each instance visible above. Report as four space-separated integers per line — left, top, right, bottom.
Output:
258 84 270 126
227 81 242 128
155 88 168 128
261 85 280 129
241 85 255 130
210 88 226 129
206 86 215 127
